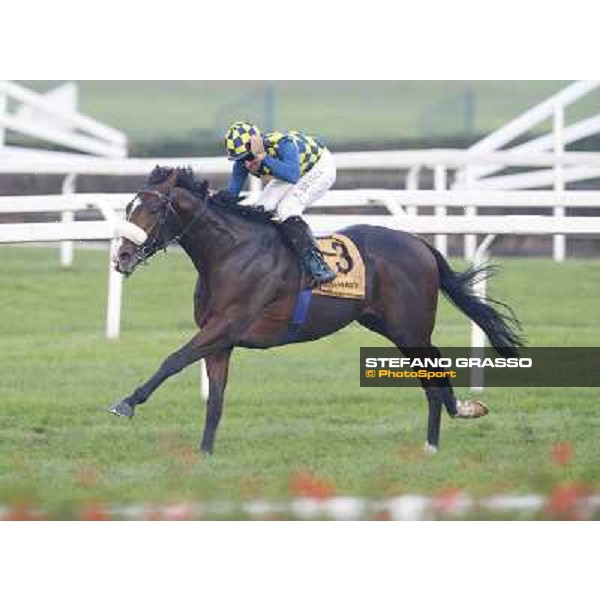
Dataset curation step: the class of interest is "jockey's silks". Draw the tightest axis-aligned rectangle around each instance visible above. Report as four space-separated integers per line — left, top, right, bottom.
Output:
262 131 326 178
227 130 328 197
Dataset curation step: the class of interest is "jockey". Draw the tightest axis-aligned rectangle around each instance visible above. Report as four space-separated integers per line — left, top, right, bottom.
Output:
224 121 337 285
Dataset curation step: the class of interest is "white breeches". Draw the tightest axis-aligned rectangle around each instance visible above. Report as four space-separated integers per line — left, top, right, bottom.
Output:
255 149 336 221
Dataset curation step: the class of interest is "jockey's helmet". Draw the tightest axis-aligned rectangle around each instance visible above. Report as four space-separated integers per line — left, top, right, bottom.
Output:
225 121 262 161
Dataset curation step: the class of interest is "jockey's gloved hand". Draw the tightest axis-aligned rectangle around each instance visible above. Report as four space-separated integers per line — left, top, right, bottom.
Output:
212 189 242 204
250 134 266 161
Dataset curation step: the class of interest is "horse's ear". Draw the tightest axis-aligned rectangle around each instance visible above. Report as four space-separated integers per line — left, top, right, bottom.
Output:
166 168 179 187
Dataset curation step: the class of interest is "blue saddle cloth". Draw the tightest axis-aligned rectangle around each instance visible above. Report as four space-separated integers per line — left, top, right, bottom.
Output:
286 288 313 343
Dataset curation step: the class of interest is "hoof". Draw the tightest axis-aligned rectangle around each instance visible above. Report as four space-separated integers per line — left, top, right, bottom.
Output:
108 399 135 419
456 399 489 419
424 442 438 455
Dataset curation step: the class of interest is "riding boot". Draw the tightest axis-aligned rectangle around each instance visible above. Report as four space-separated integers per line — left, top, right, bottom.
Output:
279 216 337 286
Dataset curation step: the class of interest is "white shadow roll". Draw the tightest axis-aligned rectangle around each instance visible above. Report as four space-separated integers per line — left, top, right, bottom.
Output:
114 220 148 245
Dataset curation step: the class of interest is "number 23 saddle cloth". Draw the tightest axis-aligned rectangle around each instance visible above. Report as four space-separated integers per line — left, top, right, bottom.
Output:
314 233 366 300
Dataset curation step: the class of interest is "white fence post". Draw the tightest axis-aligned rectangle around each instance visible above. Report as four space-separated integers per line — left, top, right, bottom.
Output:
60 174 77 267
470 234 496 392
99 199 124 341
405 166 420 216
106 239 124 339
434 165 447 256
463 167 477 260
553 102 566 262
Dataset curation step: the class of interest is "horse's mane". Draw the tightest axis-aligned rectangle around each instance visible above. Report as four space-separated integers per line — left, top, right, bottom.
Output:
147 165 275 224
211 192 275 224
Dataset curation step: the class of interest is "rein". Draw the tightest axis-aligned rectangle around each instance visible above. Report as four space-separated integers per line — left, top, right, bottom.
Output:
133 188 206 261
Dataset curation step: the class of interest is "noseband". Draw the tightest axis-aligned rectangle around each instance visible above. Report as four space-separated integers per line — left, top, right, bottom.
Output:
131 188 205 261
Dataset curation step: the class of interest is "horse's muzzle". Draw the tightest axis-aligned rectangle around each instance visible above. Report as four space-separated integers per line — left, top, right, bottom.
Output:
114 248 141 277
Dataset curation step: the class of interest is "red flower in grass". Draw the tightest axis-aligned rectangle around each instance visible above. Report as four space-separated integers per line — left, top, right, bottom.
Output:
547 483 591 520
551 442 574 467
162 504 194 521
145 508 165 521
290 470 336 501
144 505 195 521
264 511 286 521
3 503 39 521
80 502 108 521
435 487 463 514
371 510 393 521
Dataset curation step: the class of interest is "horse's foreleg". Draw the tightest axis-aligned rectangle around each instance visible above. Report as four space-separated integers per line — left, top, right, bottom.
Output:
109 317 241 418
199 348 232 455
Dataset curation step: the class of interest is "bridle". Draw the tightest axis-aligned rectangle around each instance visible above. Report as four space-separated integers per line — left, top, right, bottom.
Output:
129 187 206 261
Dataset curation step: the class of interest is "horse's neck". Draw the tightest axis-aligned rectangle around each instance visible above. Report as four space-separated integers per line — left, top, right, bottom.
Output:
177 200 269 273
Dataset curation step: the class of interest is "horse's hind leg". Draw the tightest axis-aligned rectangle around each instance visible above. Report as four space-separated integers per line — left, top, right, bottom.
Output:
400 344 457 452
359 316 451 450
383 338 454 451
393 336 488 450
359 315 459 452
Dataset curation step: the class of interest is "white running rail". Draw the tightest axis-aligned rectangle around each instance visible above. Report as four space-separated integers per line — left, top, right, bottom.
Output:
2 145 599 260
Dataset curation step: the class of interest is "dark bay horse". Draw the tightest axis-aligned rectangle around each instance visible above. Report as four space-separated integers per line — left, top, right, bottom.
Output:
110 166 522 454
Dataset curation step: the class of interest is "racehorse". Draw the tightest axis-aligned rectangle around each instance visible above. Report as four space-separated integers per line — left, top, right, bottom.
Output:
110 166 522 455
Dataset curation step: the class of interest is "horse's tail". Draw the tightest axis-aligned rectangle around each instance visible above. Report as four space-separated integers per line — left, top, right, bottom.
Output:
426 244 524 357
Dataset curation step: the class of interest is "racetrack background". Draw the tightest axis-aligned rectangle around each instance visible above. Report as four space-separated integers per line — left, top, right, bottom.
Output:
2 80 600 519
16 81 600 152
5 81 600 258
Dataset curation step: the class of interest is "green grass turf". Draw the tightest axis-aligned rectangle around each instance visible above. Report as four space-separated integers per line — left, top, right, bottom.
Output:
19 81 600 144
1 246 599 512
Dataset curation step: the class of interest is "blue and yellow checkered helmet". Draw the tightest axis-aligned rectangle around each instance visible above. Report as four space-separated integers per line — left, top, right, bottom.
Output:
224 121 262 161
